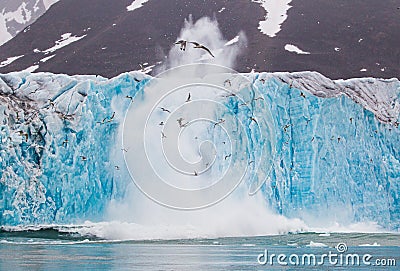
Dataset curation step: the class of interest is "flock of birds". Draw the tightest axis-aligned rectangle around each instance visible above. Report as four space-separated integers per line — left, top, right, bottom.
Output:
150 63 373 176
175 40 215 58
7 38 394 177
153 75 270 176
47 66 390 175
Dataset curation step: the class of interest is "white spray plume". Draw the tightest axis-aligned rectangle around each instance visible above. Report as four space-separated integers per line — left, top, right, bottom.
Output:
158 15 247 72
105 183 307 240
104 16 308 240
104 16 385 240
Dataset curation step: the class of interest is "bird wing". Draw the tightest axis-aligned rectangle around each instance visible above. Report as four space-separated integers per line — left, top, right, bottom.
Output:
189 41 200 46
200 46 215 57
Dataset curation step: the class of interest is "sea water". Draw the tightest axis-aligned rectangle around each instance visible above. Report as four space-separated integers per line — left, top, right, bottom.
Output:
0 231 398 270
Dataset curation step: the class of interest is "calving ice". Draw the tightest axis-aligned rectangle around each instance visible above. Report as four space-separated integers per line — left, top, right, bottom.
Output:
0 1 399 269
0 14 399 240
0 66 399 232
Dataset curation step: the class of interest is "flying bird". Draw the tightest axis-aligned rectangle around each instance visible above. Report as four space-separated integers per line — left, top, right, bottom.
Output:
17 131 28 142
185 93 191 102
106 112 115 122
283 124 292 132
175 40 187 51
177 117 187 128
47 99 55 109
62 139 69 147
15 112 20 120
224 79 232 87
253 96 264 102
222 93 236 98
60 113 74 121
160 107 171 113
214 118 225 127
189 41 215 57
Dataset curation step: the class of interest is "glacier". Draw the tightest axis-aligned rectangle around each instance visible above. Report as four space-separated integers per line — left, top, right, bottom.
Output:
0 70 399 231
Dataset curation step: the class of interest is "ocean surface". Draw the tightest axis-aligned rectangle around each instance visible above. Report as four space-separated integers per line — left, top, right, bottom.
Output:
1 229 398 270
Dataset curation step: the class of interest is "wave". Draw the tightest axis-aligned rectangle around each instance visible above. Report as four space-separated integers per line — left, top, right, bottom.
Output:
1 221 393 242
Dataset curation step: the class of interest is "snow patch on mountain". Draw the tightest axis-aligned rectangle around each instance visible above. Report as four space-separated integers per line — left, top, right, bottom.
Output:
42 0 59 10
20 64 39 72
0 12 13 45
284 44 310 55
127 0 150 12
252 0 292 37
0 0 60 46
3 2 32 25
42 33 87 54
40 54 56 62
0 55 24 68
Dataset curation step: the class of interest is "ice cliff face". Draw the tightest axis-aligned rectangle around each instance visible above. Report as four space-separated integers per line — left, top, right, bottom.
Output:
0 71 399 230
255 73 399 229
0 72 147 225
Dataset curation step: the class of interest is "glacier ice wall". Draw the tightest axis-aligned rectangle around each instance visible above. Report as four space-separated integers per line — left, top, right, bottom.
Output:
254 73 399 229
0 70 399 230
0 71 147 225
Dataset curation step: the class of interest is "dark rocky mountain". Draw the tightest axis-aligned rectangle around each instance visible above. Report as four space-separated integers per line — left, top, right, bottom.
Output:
0 0 399 79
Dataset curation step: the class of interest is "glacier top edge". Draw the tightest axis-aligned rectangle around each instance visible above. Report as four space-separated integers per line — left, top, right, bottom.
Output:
0 70 399 125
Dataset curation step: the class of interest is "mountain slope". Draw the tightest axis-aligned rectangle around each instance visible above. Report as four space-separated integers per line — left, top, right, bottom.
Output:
0 0 399 79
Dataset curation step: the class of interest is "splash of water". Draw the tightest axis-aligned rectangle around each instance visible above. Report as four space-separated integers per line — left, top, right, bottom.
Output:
157 15 247 73
104 16 307 240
